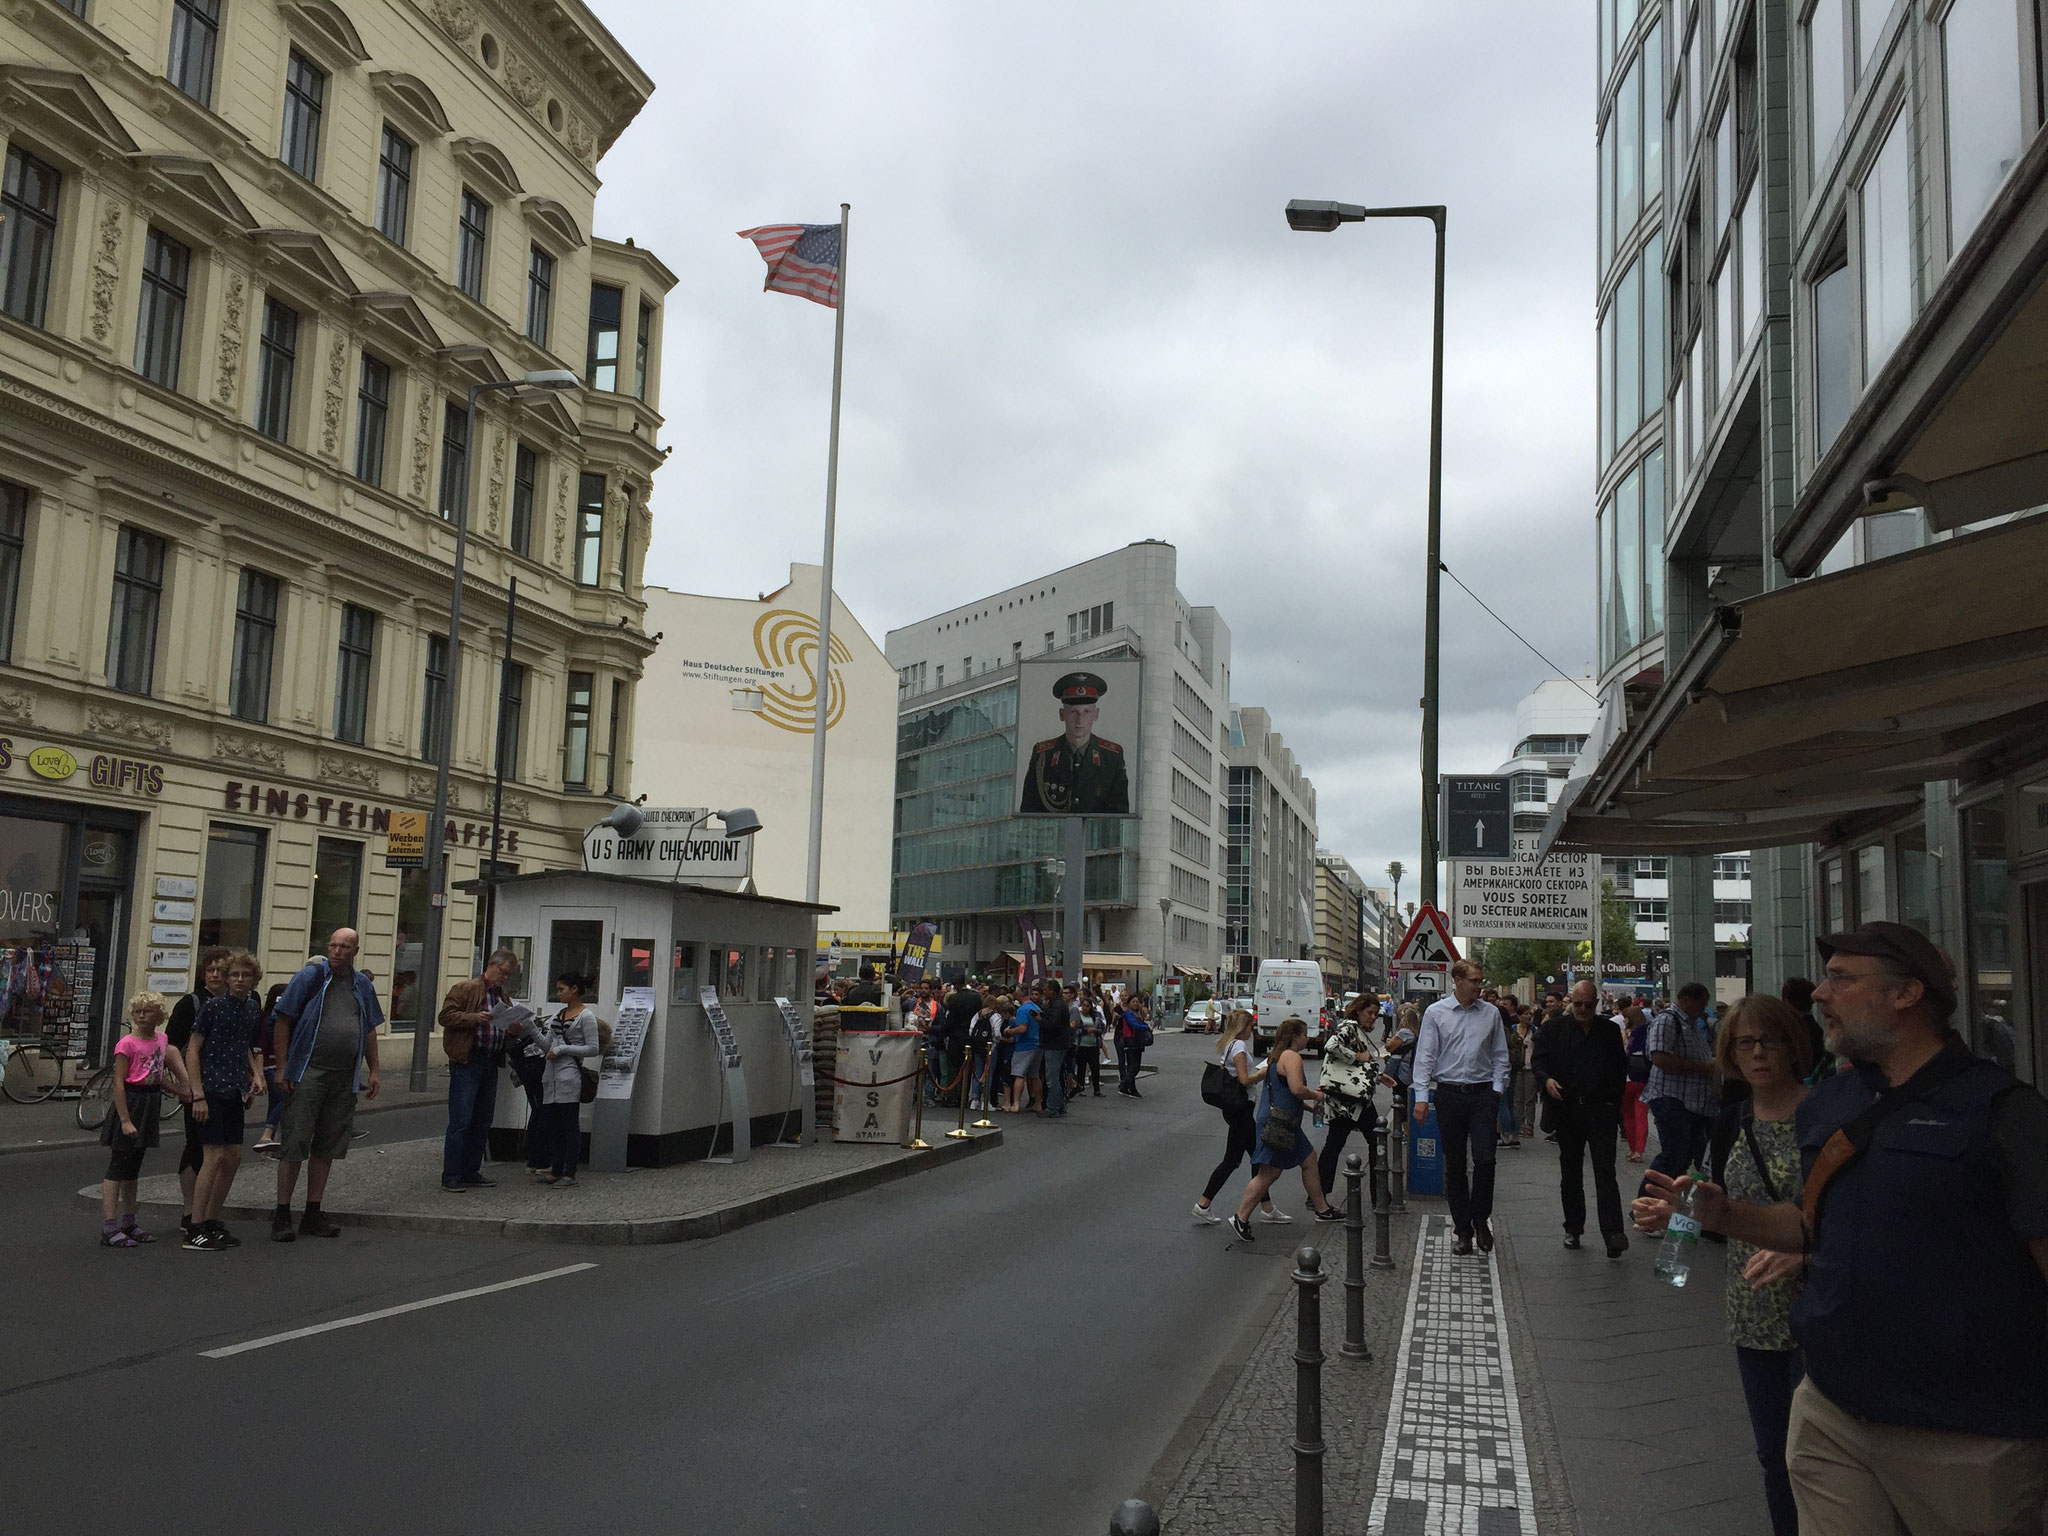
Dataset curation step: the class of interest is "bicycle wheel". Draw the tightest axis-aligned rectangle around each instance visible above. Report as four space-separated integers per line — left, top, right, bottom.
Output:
2 1043 58 1104
161 1093 185 1129
76 1067 114 1131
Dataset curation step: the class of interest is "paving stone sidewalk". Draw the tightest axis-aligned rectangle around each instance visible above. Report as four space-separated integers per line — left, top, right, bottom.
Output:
79 1127 1001 1244
1154 1135 1767 1535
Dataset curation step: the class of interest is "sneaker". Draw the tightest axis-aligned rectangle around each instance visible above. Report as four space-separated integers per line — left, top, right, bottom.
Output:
1193 1202 1223 1226
210 1222 242 1249
271 1216 297 1243
182 1225 218 1251
1258 1208 1295 1224
1562 1232 1583 1250
441 1181 470 1192
1229 1214 1254 1242
458 1175 497 1188
1314 1206 1345 1223
299 1211 341 1239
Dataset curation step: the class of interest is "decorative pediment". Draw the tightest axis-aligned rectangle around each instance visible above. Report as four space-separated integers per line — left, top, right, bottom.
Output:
128 154 254 232
450 137 523 199
520 194 585 252
519 390 579 437
437 343 512 390
355 290 444 352
370 71 451 139
276 1 370 71
0 67 139 157
250 228 358 300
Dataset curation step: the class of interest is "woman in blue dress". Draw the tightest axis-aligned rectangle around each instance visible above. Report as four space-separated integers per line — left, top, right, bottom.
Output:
1229 1017 1345 1240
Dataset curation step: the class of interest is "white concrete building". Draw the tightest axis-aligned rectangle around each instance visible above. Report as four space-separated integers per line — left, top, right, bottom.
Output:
888 541 1296 983
1222 705 1319 994
636 564 894 936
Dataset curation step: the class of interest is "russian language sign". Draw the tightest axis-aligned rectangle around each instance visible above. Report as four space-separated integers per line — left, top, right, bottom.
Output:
1448 834 1596 942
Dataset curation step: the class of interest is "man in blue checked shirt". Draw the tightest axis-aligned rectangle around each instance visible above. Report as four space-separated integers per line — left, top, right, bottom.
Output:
1411 958 1511 1256
1640 980 1719 1190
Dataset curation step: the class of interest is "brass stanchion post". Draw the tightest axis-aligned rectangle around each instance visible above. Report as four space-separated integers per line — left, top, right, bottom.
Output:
971 1044 997 1130
946 1039 971 1139
907 1040 930 1149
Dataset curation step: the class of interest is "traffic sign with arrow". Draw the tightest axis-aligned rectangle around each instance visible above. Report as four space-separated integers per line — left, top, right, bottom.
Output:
1390 902 1461 966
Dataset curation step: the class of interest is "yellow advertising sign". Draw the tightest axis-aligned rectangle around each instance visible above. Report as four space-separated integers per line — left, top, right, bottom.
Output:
385 809 428 869
26 746 77 781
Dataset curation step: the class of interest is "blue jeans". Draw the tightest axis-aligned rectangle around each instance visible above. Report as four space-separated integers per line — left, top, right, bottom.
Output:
1041 1044 1067 1115
1734 1345 1803 1536
1644 1094 1711 1188
443 1056 497 1184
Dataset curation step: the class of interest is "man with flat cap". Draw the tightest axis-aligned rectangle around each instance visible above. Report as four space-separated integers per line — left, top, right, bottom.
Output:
1020 671 1130 815
1632 920 2048 1535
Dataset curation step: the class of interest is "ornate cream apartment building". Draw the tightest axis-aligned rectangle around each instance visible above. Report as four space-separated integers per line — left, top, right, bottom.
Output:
0 0 672 1056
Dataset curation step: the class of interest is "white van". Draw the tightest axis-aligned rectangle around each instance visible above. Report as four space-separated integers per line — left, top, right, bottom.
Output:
1252 960 1327 1055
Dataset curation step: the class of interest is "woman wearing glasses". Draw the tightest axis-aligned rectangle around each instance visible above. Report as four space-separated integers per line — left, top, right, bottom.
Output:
1636 994 1813 1536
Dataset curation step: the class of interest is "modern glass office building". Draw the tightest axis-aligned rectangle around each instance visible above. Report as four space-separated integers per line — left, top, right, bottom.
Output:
1555 0 2048 1080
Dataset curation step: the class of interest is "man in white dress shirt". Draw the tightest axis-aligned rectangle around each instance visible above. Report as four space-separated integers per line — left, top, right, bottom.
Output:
1412 958 1511 1256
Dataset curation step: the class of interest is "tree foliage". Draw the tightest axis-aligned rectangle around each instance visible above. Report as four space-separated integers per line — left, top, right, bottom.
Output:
1480 880 1641 988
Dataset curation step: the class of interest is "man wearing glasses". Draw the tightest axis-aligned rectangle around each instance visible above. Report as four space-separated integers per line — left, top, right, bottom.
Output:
1635 922 2048 1535
1532 980 1629 1257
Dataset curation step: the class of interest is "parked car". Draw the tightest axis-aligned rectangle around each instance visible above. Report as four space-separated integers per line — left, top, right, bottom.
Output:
1183 999 1223 1032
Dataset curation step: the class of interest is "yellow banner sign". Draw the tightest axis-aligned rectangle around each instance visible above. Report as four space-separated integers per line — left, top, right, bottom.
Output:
385 809 428 869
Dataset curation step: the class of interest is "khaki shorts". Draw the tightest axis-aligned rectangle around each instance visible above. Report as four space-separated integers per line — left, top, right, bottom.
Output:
278 1065 357 1161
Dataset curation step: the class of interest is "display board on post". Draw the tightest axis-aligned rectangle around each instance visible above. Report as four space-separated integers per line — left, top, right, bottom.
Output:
589 986 653 1172
698 985 751 1163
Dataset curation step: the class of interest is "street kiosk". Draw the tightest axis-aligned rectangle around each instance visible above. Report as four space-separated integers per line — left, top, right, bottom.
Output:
457 870 833 1168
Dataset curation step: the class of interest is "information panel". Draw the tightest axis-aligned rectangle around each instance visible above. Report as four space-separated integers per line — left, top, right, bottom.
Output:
1447 833 1596 941
598 986 654 1099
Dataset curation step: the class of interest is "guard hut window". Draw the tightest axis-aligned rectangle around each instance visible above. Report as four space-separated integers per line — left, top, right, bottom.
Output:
1 146 61 328
230 569 278 724
670 940 699 1004
107 526 165 696
168 0 220 106
279 51 325 182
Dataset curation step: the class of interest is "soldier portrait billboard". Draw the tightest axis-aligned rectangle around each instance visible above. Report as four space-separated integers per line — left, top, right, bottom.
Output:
1013 657 1141 817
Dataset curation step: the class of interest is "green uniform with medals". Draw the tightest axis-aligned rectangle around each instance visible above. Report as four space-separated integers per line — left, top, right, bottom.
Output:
1019 671 1131 815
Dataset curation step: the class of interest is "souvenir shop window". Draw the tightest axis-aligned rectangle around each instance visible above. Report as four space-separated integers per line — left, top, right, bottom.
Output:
0 815 67 1035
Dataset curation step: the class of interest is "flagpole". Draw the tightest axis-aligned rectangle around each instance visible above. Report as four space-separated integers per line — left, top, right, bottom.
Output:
805 203 850 907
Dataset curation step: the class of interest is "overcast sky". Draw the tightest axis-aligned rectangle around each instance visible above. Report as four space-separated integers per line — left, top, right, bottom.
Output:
588 1 1596 900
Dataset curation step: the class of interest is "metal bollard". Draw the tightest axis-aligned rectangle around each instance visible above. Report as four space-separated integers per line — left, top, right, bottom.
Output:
1341 1152 1369 1359
1389 1095 1409 1213
945 1044 972 1139
1293 1246 1327 1536
1371 1127 1395 1270
1107 1498 1160 1536
907 1041 930 1149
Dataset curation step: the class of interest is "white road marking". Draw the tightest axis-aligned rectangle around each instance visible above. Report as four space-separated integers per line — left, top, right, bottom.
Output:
200 1263 599 1358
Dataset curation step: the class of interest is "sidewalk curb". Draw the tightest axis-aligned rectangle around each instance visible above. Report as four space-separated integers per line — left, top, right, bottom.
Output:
75 1129 1003 1244
3 1087 445 1160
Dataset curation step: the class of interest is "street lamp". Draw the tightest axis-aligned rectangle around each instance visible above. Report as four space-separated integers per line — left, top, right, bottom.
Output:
670 807 764 885
1286 198 1447 906
409 368 581 1092
1158 895 1172 993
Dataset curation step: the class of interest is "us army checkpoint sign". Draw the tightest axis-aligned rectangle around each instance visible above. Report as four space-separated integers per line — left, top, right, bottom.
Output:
1441 775 1512 859
1448 832 1597 942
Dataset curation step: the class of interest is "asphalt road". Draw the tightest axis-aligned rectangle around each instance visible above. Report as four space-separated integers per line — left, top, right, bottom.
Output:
3 1033 1300 1536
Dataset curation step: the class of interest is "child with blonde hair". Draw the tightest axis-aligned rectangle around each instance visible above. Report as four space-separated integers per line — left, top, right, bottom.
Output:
99 991 190 1247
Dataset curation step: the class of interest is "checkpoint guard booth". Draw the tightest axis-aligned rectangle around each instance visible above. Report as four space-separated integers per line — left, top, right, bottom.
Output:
463 867 833 1168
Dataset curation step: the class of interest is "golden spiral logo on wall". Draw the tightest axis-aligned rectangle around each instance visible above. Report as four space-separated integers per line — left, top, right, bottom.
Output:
752 608 849 734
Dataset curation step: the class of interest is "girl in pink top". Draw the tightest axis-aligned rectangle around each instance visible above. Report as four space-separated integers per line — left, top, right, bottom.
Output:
99 991 190 1247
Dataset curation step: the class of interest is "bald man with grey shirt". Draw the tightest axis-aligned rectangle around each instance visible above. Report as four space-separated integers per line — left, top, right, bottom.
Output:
269 929 383 1242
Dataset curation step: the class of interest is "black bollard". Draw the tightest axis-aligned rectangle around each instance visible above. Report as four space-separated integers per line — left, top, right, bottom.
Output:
1341 1152 1369 1359
1107 1498 1160 1536
1293 1246 1327 1536
1371 1127 1395 1270
1390 1089 1409 1213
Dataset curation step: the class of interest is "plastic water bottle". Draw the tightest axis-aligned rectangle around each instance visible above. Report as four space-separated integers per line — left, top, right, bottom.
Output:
1654 1169 1705 1286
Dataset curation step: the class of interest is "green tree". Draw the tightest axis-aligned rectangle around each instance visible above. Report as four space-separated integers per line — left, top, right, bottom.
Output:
1596 878 1642 966
1479 881 1640 989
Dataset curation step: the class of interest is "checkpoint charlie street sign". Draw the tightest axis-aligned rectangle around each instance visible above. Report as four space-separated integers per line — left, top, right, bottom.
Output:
1441 775 1512 859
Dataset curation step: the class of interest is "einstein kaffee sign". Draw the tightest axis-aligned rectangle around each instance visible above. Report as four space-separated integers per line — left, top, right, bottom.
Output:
1447 833 1595 942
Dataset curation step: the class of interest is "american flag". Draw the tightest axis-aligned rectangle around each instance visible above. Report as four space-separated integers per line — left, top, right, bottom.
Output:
737 222 842 309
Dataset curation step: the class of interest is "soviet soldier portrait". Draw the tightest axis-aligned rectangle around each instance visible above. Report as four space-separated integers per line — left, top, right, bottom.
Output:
1019 671 1131 815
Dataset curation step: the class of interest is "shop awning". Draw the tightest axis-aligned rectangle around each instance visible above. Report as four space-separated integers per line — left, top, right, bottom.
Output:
1174 965 1213 979
993 951 1157 971
1781 125 2048 573
1542 513 2048 856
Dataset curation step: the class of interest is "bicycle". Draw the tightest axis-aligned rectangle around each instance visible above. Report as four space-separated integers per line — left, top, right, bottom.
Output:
2 1037 71 1104
74 1065 188 1133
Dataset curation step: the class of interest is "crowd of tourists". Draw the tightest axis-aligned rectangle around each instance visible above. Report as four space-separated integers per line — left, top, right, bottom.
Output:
881 974 1156 1114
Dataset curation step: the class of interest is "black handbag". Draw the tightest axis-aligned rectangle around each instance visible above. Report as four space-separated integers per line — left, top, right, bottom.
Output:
1201 1060 1248 1114
1257 1079 1301 1154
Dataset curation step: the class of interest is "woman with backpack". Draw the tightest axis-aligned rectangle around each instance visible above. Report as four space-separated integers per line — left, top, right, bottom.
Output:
1193 1010 1287 1226
1228 1016 1344 1239
529 971 603 1186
